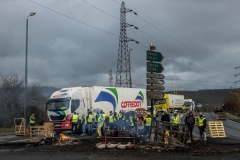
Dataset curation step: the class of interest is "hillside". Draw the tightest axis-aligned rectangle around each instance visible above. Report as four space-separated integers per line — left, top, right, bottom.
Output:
165 88 240 106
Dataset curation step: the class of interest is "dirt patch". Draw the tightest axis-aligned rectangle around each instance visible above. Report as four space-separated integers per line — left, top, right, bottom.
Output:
0 137 240 160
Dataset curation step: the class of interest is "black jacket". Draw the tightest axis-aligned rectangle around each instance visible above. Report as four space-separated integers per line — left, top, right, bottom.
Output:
161 113 170 122
184 115 195 127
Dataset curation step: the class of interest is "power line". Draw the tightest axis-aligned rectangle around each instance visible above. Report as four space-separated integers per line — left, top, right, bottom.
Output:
115 0 235 69
79 0 234 77
29 0 119 38
29 0 234 89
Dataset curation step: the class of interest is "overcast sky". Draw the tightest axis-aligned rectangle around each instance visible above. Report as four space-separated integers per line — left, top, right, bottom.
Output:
1 0 240 92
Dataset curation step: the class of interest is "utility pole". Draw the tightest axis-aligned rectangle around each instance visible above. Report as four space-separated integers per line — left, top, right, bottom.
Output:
109 69 113 87
24 12 36 129
115 1 138 87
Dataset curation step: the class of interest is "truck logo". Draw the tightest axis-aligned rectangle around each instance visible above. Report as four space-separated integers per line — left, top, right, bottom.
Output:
95 88 118 112
95 88 144 112
121 91 144 108
53 92 68 98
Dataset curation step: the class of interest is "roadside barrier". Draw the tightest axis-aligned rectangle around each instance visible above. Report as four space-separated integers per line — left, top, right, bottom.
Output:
206 121 226 138
218 112 227 120
14 118 28 136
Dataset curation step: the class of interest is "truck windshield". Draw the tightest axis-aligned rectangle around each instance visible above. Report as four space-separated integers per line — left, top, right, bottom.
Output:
154 99 166 104
184 102 192 106
46 98 70 111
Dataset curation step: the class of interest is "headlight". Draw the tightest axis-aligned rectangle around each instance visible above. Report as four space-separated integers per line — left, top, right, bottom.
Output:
65 124 69 128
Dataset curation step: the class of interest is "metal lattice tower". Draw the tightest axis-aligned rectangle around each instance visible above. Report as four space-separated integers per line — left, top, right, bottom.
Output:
109 69 113 87
115 1 138 87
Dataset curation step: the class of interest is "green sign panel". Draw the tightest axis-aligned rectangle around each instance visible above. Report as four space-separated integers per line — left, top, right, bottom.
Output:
146 50 164 62
147 62 164 73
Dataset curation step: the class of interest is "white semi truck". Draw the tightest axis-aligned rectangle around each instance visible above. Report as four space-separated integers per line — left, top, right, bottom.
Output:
184 99 195 111
46 86 147 133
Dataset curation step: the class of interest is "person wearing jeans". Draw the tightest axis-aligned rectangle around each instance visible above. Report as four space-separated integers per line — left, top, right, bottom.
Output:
87 111 94 135
197 114 207 142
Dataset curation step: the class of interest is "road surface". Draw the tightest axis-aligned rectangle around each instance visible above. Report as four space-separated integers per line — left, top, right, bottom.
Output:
183 112 240 143
0 135 29 144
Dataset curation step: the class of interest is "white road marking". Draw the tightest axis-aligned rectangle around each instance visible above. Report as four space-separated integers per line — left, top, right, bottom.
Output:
227 119 240 125
0 135 17 139
9 139 29 143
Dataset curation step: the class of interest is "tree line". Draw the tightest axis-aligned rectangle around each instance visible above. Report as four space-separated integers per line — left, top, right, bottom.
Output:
223 92 240 116
0 72 47 128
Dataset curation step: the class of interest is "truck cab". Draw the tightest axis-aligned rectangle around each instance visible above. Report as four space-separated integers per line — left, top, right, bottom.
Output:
46 87 88 133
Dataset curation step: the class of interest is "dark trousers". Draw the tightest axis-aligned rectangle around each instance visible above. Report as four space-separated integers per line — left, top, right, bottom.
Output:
198 126 205 141
72 123 78 134
145 126 150 135
109 123 114 130
30 123 35 133
188 126 194 140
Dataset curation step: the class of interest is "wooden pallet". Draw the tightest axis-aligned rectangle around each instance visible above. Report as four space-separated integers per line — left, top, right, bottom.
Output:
29 122 54 142
207 121 226 138
30 126 45 142
43 122 54 138
218 112 227 120
14 118 28 136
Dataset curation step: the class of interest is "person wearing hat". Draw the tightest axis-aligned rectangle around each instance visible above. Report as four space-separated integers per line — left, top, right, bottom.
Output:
171 111 180 135
81 114 87 136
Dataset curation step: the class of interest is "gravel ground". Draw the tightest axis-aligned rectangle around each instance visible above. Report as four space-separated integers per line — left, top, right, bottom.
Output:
0 138 240 160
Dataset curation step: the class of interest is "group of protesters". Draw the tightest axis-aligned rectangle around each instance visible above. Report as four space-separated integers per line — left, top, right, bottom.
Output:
73 109 154 139
71 107 207 142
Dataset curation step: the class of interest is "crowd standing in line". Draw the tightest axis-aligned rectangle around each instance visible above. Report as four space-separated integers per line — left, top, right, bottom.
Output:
74 107 204 143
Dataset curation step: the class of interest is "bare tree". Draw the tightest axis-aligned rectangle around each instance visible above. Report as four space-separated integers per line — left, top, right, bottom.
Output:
0 72 47 127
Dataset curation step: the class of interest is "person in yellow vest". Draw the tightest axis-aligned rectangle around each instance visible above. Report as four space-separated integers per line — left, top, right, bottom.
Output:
197 113 207 143
81 114 87 136
122 112 127 130
71 112 79 134
101 111 106 135
30 114 35 134
128 112 135 136
182 104 186 113
108 111 114 135
144 114 152 140
171 111 180 131
86 111 94 135
118 111 123 130
97 111 104 138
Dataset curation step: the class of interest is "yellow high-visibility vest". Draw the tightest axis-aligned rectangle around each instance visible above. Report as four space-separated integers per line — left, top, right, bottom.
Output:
72 114 79 123
198 117 205 126
87 114 93 122
172 116 179 125
109 114 114 124
145 117 152 126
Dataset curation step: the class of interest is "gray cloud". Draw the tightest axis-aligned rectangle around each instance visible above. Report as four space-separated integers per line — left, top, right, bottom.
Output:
0 0 240 92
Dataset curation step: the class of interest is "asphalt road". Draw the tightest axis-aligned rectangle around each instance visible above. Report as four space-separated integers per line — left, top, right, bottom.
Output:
0 135 29 144
1 112 239 145
183 112 240 143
